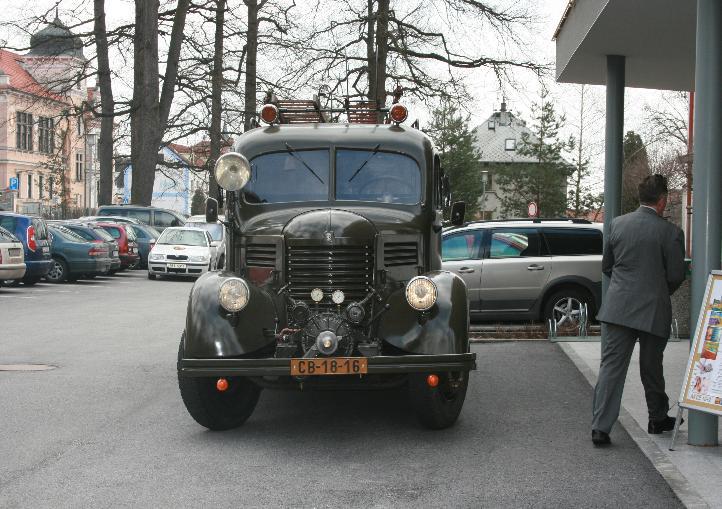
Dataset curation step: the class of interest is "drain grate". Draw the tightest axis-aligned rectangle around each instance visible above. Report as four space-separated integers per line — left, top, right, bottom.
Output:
0 364 57 371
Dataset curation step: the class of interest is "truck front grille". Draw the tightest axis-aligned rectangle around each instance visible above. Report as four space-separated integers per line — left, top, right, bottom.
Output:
287 245 373 303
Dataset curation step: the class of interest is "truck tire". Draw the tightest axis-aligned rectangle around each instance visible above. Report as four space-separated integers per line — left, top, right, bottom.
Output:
177 335 261 430
409 371 469 430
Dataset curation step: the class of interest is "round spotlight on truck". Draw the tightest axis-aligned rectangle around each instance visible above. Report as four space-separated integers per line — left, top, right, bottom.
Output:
405 276 437 311
219 278 250 312
260 104 279 124
214 152 251 191
389 104 408 124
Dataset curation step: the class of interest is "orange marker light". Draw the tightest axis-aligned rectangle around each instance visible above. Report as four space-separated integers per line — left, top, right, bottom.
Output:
389 104 408 124
260 104 279 124
427 374 439 388
216 378 229 392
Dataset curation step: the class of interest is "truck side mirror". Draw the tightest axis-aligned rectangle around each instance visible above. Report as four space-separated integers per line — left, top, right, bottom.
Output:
450 201 466 226
205 198 219 224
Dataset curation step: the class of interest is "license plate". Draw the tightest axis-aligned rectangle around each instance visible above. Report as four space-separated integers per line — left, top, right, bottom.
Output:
290 357 368 376
42 246 49 253
9 248 21 256
113 251 118 257
167 263 186 269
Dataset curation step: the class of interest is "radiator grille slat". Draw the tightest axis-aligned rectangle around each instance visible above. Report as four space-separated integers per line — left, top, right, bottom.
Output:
287 245 372 303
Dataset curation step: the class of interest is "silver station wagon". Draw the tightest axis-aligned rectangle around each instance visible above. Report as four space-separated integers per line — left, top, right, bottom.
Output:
442 219 603 328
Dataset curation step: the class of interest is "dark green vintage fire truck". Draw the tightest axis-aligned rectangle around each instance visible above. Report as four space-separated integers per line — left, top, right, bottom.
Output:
177 96 476 430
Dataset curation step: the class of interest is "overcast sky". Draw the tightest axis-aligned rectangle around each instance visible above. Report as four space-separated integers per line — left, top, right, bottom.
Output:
0 0 687 191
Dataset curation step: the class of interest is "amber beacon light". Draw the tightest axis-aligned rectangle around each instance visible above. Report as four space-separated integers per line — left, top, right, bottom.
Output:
389 104 408 124
260 104 279 124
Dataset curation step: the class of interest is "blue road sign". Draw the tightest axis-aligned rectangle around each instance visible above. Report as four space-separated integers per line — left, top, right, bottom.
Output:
8 177 18 191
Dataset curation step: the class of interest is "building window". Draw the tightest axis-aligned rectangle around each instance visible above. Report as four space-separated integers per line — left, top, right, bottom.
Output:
27 174 33 199
38 117 55 154
39 175 44 199
49 177 54 199
505 138 516 151
75 153 84 182
16 112 33 151
487 120 495 130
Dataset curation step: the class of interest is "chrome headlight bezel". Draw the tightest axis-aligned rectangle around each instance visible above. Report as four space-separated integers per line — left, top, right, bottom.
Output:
218 278 250 313
189 255 210 263
149 253 164 261
214 152 251 191
405 276 438 311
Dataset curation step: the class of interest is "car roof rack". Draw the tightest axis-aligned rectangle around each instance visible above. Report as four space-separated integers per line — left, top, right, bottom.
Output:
448 217 594 230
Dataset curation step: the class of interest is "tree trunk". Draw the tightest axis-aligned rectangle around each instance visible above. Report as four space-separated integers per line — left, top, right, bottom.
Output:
159 0 190 133
208 0 225 199
94 0 115 207
243 0 259 132
366 0 376 103
374 0 389 112
131 0 161 206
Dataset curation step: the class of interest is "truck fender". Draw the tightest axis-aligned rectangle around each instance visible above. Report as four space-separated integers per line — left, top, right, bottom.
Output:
377 270 469 355
184 271 279 358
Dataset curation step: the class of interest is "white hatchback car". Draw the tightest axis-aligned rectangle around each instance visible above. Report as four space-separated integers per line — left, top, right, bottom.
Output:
0 225 26 283
147 227 215 280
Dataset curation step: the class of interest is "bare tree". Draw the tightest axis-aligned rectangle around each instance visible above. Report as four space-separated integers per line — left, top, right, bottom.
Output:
94 0 114 206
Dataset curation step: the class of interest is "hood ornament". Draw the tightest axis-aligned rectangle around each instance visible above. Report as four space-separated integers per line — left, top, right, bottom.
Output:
324 231 334 244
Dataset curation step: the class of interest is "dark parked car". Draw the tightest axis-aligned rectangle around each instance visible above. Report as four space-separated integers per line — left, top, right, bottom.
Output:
46 225 112 283
0 212 52 285
96 205 185 232
94 222 140 270
126 223 160 269
58 222 122 274
177 100 475 431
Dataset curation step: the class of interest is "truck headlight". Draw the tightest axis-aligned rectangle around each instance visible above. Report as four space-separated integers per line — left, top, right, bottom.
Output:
405 276 437 311
219 278 250 312
214 152 251 191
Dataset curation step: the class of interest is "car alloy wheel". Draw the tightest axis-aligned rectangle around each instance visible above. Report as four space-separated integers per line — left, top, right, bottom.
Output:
46 259 67 283
552 296 583 329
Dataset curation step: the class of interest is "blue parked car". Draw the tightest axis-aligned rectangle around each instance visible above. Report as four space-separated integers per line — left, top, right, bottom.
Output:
126 223 160 269
0 212 52 285
46 225 112 283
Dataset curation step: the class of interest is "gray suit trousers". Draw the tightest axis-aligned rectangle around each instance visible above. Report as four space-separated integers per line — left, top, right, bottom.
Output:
592 323 669 433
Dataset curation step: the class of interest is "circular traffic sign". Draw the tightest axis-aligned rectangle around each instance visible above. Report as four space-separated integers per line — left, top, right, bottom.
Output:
528 201 538 218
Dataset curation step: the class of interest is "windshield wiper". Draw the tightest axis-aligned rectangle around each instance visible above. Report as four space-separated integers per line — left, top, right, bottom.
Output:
284 143 325 184
347 144 381 182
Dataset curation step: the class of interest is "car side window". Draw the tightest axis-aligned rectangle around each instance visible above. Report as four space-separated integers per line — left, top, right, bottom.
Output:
127 209 151 224
543 228 602 255
442 231 482 261
489 228 542 258
155 211 179 228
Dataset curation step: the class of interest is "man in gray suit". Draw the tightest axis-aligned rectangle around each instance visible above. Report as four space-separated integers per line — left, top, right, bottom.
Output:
592 174 686 446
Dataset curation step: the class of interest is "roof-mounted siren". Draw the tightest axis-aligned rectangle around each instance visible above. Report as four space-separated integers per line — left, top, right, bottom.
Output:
260 104 279 125
389 103 408 125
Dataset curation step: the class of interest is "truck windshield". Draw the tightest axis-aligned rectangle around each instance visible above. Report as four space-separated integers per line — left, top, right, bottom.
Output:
244 150 330 203
336 149 421 205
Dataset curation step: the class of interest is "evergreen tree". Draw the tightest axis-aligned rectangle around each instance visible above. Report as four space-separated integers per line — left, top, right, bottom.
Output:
425 101 482 218
621 131 650 213
494 87 572 218
190 187 207 216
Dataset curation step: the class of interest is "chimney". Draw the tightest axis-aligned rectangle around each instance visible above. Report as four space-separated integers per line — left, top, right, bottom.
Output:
500 101 507 112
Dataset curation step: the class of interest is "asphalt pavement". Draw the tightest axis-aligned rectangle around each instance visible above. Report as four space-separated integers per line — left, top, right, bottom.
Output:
0 272 682 508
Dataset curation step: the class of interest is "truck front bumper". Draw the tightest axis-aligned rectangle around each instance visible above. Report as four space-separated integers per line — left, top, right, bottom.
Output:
178 353 477 378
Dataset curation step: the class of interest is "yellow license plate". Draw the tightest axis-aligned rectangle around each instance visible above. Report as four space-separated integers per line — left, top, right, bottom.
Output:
290 357 368 376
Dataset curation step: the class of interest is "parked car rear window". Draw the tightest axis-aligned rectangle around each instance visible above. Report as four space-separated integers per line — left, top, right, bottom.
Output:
93 228 114 241
66 227 94 241
543 228 602 256
0 216 18 232
0 226 17 242
155 211 182 228
124 225 138 241
157 229 207 247
490 229 543 258
127 209 151 224
442 232 482 261
50 225 87 243
105 227 121 239
32 219 48 240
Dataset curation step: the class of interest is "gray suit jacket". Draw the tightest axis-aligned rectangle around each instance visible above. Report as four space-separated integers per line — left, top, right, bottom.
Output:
596 206 686 338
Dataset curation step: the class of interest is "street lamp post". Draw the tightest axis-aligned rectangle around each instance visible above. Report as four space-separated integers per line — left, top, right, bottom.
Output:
480 170 489 219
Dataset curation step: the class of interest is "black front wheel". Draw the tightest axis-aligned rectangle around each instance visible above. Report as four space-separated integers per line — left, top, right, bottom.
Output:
409 371 469 430
177 336 261 430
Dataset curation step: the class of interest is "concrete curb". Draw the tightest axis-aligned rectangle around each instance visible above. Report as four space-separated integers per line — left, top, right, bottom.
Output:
558 342 709 509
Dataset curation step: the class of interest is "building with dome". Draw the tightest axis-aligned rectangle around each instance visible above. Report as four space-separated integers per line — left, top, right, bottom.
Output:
0 15 102 216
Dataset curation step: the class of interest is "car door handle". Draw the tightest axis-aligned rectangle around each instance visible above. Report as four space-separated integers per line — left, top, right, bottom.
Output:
527 264 545 271
458 267 475 274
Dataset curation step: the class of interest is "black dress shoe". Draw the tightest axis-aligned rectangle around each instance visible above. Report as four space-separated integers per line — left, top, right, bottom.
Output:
592 429 611 445
648 415 683 434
